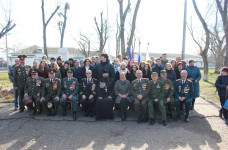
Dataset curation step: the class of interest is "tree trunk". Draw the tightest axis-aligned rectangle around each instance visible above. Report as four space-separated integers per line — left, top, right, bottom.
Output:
127 0 141 54
41 0 48 57
202 54 208 81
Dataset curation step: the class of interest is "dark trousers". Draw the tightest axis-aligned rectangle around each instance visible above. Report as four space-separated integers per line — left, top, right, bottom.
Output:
13 87 18 109
18 87 25 110
80 97 95 113
219 96 228 120
116 98 130 113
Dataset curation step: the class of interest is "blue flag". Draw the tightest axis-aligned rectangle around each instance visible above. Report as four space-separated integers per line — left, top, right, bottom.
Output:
138 53 141 63
128 48 133 60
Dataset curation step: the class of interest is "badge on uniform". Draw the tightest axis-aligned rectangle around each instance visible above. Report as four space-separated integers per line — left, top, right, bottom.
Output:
46 83 49 87
184 86 190 94
36 80 41 86
142 83 147 90
156 84 160 88
64 81 67 88
53 81 57 90
70 81 76 90
92 84 96 91
165 84 170 90
100 82 106 88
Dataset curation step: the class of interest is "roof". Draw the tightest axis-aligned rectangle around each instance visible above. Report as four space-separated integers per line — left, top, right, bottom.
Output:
10 45 99 56
136 52 201 58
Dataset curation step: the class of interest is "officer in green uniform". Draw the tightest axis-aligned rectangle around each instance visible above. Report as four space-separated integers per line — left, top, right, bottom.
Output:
174 70 194 122
24 69 45 115
160 70 175 120
148 72 167 126
60 68 79 121
40 69 61 116
13 55 31 113
130 70 150 123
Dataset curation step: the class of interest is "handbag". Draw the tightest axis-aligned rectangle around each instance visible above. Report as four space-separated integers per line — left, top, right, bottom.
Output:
224 99 228 110
23 95 33 106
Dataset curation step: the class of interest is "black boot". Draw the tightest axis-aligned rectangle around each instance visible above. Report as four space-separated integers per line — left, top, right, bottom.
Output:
163 120 167 126
121 109 125 121
73 111 77 121
62 108 66 116
149 118 155 125
219 109 223 119
137 117 142 123
47 109 51 116
32 108 37 115
52 110 57 116
174 114 181 121
19 108 24 113
185 116 190 122
191 98 195 110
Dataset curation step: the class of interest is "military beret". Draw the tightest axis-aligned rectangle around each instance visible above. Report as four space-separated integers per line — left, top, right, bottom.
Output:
66 68 74 73
18 55 27 60
64 61 69 65
47 69 56 74
160 70 167 75
151 72 158 76
31 69 38 74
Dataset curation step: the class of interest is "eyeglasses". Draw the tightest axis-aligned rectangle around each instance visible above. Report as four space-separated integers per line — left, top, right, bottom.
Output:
86 73 91 74
32 73 36 75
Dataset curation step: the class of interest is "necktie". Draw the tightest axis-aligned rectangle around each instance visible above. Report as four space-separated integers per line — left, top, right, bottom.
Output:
88 79 90 84
51 79 53 83
182 80 185 84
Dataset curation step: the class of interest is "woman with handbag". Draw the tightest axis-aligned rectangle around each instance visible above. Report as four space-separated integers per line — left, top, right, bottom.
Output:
215 67 228 125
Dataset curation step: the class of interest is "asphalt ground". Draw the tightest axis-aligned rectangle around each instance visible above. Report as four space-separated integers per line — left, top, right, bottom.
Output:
0 97 227 150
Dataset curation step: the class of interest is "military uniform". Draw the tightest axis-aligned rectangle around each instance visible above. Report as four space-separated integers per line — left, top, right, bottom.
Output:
148 77 166 123
60 77 79 115
161 77 175 119
41 74 61 116
130 78 150 122
79 78 97 116
9 64 19 109
13 55 31 112
174 78 194 121
24 71 44 114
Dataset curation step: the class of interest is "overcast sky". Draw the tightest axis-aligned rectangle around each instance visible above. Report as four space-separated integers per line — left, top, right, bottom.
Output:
0 0 215 58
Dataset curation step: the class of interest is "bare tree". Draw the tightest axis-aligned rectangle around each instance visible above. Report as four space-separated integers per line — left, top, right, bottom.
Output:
192 0 211 81
76 33 91 58
215 0 228 65
58 2 70 48
210 9 226 73
41 0 60 58
127 0 141 57
116 15 121 57
117 0 131 57
0 19 15 39
94 12 108 55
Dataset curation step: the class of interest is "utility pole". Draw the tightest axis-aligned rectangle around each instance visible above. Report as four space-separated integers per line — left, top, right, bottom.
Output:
5 33 9 71
181 0 187 60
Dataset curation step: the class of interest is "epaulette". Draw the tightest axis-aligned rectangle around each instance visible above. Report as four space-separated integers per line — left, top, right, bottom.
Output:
187 79 192 82
176 79 181 81
82 78 86 81
142 78 149 81
25 65 31 67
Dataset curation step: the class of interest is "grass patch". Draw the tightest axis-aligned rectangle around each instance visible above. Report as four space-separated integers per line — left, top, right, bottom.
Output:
0 72 12 89
199 69 219 103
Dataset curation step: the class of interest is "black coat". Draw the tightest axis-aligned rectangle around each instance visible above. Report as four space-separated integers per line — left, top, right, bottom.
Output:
143 70 152 80
166 69 176 84
215 75 228 97
115 70 131 81
96 59 115 80
152 64 164 77
96 78 115 98
79 66 97 82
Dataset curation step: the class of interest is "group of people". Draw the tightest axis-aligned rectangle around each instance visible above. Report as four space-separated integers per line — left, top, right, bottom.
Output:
8 53 204 126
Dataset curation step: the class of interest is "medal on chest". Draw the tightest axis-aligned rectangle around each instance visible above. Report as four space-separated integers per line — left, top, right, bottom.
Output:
70 81 76 90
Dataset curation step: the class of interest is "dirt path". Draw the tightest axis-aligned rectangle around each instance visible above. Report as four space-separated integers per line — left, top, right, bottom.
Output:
0 97 227 150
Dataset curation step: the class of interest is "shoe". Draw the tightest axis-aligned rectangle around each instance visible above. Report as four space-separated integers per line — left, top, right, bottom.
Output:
19 109 24 113
62 109 66 116
149 119 155 125
137 117 142 123
52 111 57 116
124 111 127 120
219 110 223 119
73 112 77 121
121 110 125 121
32 109 37 115
14 107 18 111
47 109 51 116
163 120 167 126
37 110 41 115
185 116 190 122
174 114 181 121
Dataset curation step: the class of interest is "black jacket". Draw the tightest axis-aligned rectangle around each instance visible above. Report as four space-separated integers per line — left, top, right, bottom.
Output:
166 69 176 84
215 75 228 97
96 59 115 80
96 78 115 98
79 66 97 82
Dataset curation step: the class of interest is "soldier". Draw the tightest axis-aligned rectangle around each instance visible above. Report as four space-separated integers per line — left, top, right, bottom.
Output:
160 70 175 120
40 69 61 116
8 58 20 110
79 70 97 117
24 69 45 115
60 68 79 121
148 72 167 126
174 70 194 122
130 70 150 123
13 55 31 113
